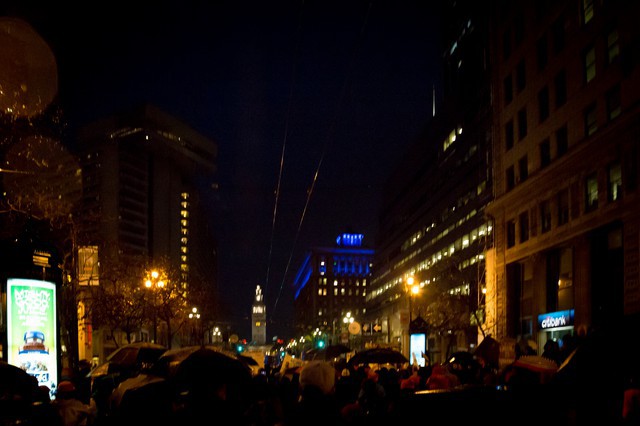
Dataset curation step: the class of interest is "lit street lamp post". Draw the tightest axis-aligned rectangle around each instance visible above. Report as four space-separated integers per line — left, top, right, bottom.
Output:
144 270 165 344
189 307 201 345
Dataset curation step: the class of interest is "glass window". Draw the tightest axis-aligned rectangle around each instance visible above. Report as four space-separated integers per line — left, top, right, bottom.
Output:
518 108 527 140
540 138 551 168
585 172 598 212
584 46 596 83
608 162 622 202
558 248 574 310
519 155 528 182
506 166 515 190
505 120 514 150
537 34 548 70
507 219 516 248
555 70 567 107
556 125 568 156
540 200 552 233
552 16 565 53
504 75 513 104
519 211 529 243
585 103 598 136
503 28 512 59
582 0 594 25
606 85 621 121
558 189 569 226
516 59 526 92
607 29 620 64
538 86 549 122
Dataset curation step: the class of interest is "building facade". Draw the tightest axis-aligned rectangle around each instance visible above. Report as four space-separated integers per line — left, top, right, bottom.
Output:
367 0 493 364
485 0 640 357
75 104 218 359
293 233 373 348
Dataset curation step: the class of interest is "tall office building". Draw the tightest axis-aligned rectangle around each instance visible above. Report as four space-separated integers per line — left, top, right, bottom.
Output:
293 233 373 346
368 0 492 363
485 0 640 351
75 104 218 353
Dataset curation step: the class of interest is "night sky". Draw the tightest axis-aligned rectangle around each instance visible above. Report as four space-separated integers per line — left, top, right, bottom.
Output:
4 1 443 340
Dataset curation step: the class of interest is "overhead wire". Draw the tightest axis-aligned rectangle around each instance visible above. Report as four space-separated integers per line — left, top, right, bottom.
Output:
263 0 306 299
271 1 373 317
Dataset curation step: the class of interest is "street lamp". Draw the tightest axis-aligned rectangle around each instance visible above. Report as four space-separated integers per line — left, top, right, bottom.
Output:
405 275 420 323
144 270 165 344
189 307 201 345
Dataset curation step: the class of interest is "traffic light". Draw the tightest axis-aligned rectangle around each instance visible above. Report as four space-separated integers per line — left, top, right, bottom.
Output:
316 339 325 349
236 343 245 353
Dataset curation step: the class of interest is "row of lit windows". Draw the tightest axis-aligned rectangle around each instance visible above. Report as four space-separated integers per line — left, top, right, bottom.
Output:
318 258 372 276
317 287 366 297
506 161 623 248
180 192 189 282
403 183 485 252
443 126 463 152
370 222 493 299
317 278 367 287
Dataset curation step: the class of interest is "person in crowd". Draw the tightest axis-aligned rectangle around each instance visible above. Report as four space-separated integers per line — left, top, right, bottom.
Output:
284 360 344 426
51 381 97 426
426 363 460 390
542 339 561 365
623 370 640 425
335 367 359 410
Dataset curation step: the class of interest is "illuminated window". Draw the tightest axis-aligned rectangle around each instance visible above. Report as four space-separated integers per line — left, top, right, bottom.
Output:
582 0 594 24
608 162 622 202
584 103 597 136
607 29 620 64
334 288 338 296
256 322 261 327
341 288 345 296
584 46 596 83
585 173 599 212
181 210 189 218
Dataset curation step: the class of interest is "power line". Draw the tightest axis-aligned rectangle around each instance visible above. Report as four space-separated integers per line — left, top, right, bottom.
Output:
271 1 373 317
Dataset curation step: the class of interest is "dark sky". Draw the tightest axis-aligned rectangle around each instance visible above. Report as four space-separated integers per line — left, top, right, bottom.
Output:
5 1 442 340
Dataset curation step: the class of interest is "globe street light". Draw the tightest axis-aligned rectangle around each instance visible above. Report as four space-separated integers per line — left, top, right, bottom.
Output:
189 307 201 345
144 270 165 344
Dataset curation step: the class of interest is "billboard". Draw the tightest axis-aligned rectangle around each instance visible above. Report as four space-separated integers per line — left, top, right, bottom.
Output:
7 278 58 392
409 333 426 367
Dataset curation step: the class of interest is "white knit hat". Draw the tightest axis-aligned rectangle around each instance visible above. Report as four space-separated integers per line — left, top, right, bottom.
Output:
299 361 336 395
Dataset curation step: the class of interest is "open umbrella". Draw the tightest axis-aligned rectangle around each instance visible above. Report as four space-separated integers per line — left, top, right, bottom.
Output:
347 348 408 366
307 344 352 361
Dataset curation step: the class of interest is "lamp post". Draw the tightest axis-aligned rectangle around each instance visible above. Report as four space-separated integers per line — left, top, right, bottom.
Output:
406 276 419 324
343 311 354 348
189 307 201 345
144 270 165 344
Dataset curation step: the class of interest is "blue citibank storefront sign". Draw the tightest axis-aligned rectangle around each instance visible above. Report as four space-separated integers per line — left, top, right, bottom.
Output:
538 309 575 330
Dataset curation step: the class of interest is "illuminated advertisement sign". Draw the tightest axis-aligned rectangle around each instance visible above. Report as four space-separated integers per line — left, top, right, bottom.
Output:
7 278 58 392
409 333 426 367
537 309 575 330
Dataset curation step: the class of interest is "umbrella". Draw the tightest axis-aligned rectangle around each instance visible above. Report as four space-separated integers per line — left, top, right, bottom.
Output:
511 355 558 384
474 335 500 368
0 360 38 400
347 348 408 366
307 344 352 361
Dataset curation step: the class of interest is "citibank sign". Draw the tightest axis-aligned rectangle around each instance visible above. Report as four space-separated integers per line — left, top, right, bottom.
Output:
538 309 575 330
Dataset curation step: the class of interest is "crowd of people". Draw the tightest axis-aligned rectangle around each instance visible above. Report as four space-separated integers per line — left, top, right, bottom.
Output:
5 330 640 426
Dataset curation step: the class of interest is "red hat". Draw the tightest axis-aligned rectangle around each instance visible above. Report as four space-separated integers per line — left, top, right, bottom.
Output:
57 381 76 394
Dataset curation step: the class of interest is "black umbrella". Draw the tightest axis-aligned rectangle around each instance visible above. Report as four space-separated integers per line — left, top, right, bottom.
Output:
347 348 408 366
306 344 352 361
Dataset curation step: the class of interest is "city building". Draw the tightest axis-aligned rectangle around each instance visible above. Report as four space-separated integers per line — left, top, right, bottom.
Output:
367 0 493 364
292 233 374 348
74 104 219 360
485 0 640 357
